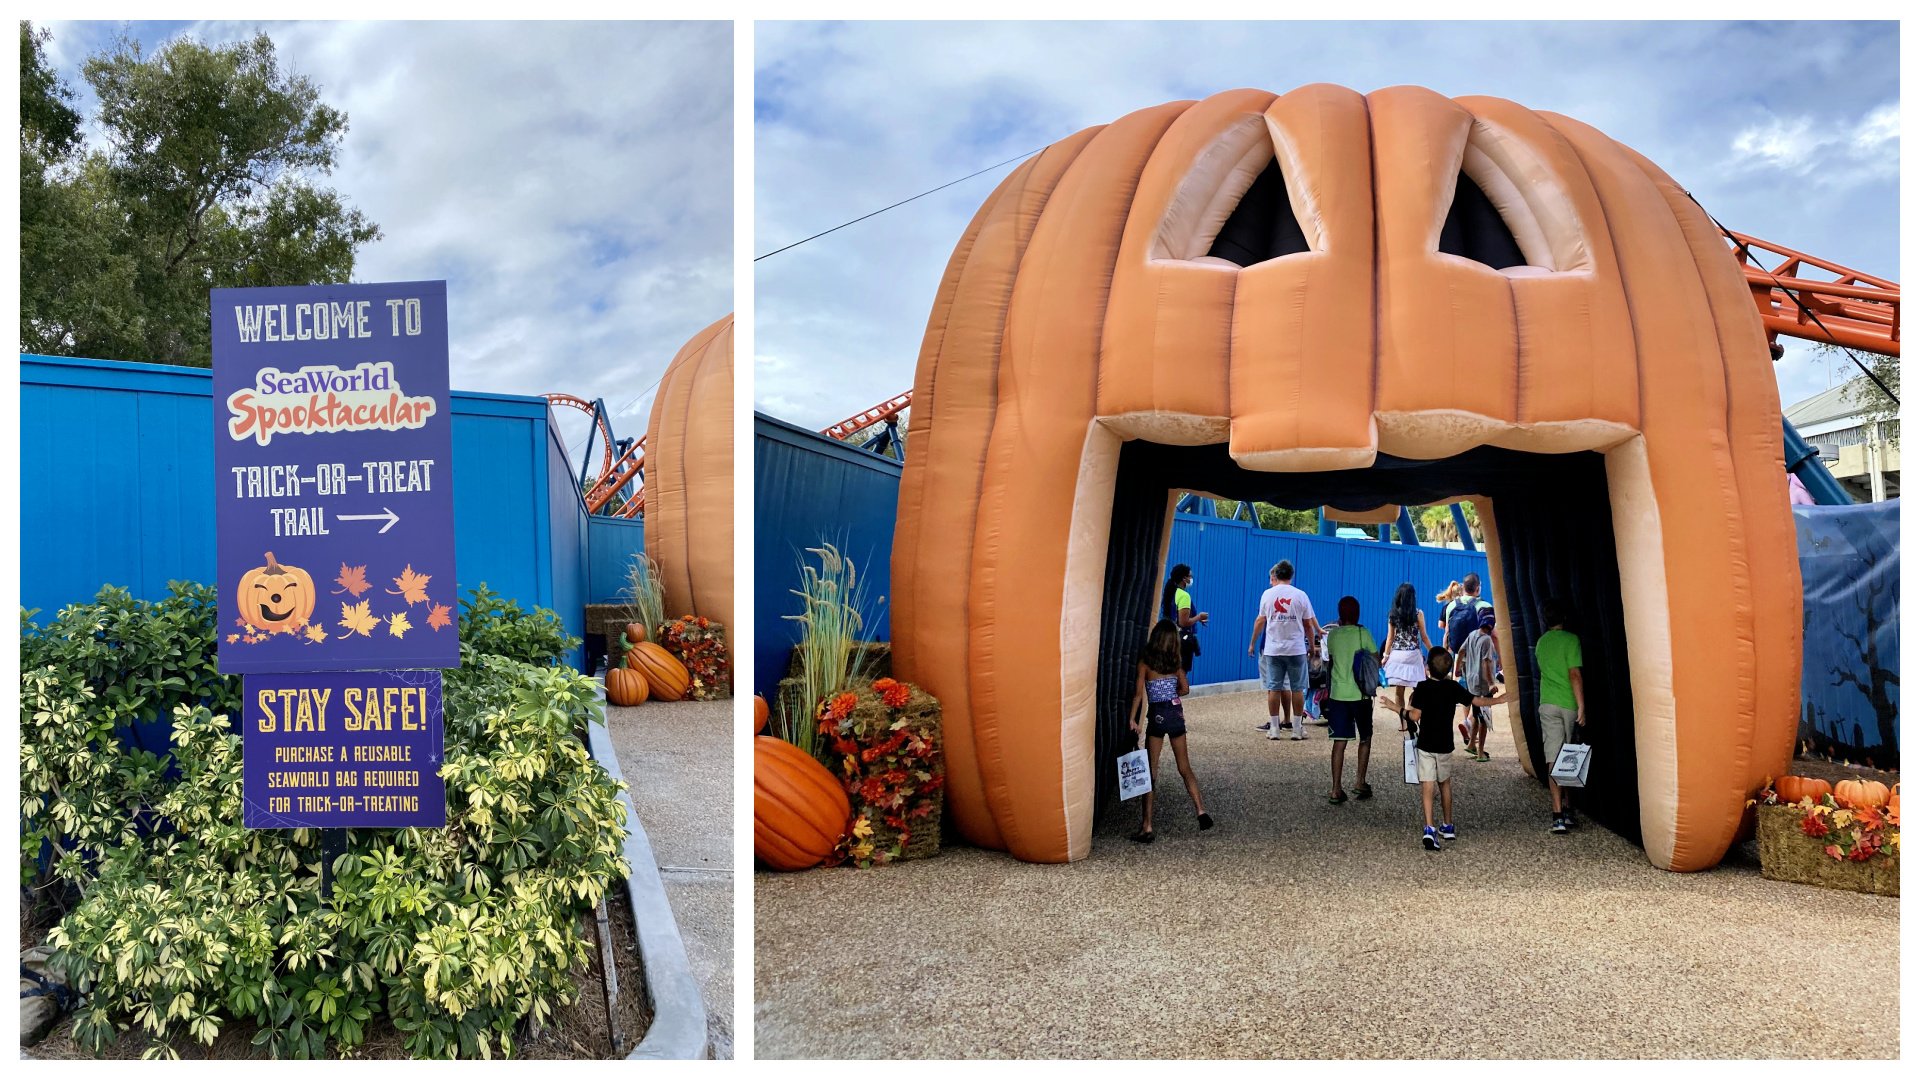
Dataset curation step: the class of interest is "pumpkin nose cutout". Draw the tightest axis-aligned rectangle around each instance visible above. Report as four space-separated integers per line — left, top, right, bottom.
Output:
270 593 282 604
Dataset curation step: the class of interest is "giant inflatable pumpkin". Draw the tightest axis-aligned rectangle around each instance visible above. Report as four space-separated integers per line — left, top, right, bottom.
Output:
890 85 1799 872
645 314 734 629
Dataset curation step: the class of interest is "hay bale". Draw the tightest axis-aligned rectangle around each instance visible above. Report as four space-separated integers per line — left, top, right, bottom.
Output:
786 641 892 681
1756 805 1899 897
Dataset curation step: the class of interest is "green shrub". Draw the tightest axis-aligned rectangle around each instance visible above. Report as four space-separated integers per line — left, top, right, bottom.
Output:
457 584 579 668
22 584 627 1059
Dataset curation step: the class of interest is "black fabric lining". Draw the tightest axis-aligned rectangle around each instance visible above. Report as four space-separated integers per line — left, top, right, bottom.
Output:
1093 440 1640 846
1204 158 1312 266
1439 171 1529 269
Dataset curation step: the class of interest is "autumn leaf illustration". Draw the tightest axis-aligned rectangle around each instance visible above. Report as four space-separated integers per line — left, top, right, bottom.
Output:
333 563 372 597
388 564 432 605
388 611 413 638
426 603 452 631
227 633 240 644
339 600 379 637
305 624 328 644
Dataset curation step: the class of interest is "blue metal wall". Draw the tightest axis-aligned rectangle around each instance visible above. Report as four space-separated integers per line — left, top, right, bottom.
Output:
587 515 648 603
1167 513 1489 686
20 354 588 666
753 413 900 699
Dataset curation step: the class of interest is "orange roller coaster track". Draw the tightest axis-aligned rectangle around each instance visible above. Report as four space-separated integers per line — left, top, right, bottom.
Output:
1727 230 1899 357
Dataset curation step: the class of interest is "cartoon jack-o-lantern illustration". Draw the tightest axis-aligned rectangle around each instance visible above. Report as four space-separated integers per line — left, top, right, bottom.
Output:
237 551 316 634
890 85 1799 872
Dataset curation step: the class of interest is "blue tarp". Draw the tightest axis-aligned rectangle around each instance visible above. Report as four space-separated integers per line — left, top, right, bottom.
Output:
1795 498 1899 767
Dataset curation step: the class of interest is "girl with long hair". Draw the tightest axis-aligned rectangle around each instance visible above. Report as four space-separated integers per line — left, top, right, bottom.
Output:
1129 619 1212 842
1380 581 1431 730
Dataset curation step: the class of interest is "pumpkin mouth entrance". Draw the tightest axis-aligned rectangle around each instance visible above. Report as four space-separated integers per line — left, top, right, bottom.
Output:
1093 439 1641 844
259 602 295 622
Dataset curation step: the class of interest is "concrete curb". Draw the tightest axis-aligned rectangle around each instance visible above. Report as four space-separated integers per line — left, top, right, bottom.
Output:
1186 678 1262 698
586 681 710 1060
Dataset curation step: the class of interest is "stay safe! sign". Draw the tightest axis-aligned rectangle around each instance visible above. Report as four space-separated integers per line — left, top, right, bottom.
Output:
212 281 458 673
241 669 447 829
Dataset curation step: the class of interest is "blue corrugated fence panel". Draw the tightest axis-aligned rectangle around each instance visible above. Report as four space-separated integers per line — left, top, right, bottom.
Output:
587 516 647 603
753 413 900 700
20 355 582 660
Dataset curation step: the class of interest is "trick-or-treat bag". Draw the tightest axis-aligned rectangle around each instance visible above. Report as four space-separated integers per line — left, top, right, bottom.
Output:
1403 737 1420 785
1550 741 1593 788
1118 748 1152 801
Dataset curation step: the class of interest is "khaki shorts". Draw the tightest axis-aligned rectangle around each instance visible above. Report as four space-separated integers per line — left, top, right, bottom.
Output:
1539 703 1578 767
1416 749 1452 783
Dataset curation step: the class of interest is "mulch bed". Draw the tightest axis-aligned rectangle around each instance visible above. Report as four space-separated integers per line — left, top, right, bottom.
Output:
24 880 652 1060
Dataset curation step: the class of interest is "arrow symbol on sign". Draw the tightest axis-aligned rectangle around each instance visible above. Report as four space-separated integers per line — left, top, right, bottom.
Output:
337 507 401 534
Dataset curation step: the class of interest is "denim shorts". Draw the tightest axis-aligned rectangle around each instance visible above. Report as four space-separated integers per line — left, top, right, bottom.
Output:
1324 697 1373 742
1146 699 1187 738
1260 652 1308 692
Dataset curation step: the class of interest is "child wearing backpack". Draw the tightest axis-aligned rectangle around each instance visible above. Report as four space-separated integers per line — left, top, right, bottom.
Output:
1408 646 1511 850
1322 596 1379 805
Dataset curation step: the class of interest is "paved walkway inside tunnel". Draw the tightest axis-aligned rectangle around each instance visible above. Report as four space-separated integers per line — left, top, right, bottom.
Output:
755 690 1898 1059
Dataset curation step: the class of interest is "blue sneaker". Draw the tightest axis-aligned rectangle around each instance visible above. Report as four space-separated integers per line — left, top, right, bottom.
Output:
1421 826 1440 851
1440 823 1457 841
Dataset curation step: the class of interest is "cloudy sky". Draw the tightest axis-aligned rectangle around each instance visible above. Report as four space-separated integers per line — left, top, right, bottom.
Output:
44 19 732 459
755 20 1898 430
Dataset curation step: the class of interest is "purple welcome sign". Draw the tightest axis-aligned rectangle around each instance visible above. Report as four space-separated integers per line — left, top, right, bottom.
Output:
241 669 446 829
211 281 458 673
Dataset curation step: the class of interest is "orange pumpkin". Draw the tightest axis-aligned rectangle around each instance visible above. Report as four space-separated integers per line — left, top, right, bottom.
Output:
236 551 316 634
605 665 650 707
890 85 1800 872
1886 787 1899 826
625 622 648 645
629 641 690 702
1834 778 1891 810
754 695 770 734
1773 775 1831 805
754 735 850 871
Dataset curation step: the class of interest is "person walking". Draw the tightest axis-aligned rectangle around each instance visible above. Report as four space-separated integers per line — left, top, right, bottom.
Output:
1444 572 1493 657
1435 580 1463 641
1248 560 1319 741
1128 619 1212 842
1534 597 1586 834
1408 646 1511 850
1323 595 1379 804
1381 582 1431 732
1459 608 1502 761
1160 563 1207 675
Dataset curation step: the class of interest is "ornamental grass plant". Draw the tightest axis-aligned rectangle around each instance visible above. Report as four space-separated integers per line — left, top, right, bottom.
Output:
620 553 666 646
779 543 880 760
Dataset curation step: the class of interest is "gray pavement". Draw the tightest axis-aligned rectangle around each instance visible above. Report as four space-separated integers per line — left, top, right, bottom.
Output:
607 697 734 1059
755 690 1899 1059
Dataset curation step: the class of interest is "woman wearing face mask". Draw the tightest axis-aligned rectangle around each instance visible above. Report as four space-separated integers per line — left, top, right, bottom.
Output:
1160 563 1208 675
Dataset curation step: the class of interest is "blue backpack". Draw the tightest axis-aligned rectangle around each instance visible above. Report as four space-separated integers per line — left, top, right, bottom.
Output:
1445 598 1490 653
1352 648 1382 699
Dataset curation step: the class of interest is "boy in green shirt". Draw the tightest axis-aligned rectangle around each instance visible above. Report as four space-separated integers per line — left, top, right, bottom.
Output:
1322 595 1379 804
1535 597 1585 834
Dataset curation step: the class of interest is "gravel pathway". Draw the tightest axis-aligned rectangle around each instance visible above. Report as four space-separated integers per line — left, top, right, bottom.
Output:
755 690 1899 1059
607 696 734 1058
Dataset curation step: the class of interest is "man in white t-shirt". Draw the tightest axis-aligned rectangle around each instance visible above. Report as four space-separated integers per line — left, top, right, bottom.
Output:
1248 560 1320 741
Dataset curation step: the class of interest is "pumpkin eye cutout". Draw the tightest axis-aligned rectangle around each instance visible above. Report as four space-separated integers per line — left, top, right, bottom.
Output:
1205 158 1312 267
1439 170 1528 269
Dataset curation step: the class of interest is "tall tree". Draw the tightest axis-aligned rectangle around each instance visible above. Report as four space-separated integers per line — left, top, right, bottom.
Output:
19 24 379 366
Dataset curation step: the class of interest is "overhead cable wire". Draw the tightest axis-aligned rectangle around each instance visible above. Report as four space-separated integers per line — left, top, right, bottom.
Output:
754 146 1046 261
1689 191 1898 407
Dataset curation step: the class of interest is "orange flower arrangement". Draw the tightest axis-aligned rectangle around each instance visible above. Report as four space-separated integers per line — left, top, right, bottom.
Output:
1758 778 1900 864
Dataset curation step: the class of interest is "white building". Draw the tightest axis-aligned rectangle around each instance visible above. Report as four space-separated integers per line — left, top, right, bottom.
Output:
1784 376 1899 501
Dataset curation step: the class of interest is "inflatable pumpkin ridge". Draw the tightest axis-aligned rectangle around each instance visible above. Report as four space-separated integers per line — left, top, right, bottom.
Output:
889 84 1800 872
646 315 734 631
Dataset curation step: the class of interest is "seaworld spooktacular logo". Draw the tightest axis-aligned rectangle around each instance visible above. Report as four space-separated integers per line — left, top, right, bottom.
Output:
226 362 437 447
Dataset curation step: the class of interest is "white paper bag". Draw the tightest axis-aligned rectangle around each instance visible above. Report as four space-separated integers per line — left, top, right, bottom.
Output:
1117 748 1152 801
1550 742 1592 788
1403 737 1420 785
